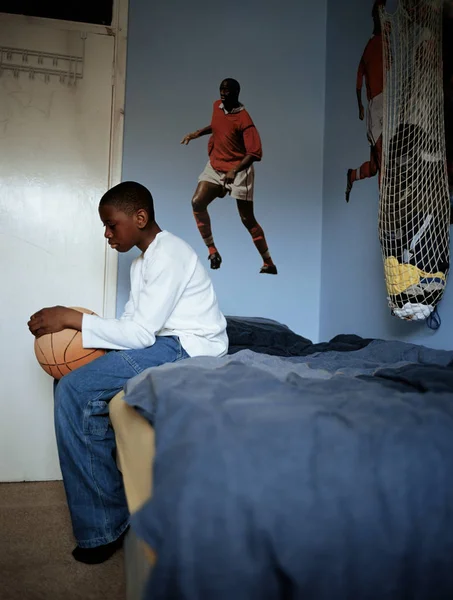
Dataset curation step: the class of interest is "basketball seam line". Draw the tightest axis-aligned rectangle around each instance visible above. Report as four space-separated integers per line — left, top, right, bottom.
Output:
37 348 101 367
50 332 65 379
63 330 80 365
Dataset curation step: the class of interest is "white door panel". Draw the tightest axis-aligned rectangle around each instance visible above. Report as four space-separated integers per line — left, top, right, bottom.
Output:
0 21 114 481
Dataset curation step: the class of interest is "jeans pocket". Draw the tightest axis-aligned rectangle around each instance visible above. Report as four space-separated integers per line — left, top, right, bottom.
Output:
84 400 110 436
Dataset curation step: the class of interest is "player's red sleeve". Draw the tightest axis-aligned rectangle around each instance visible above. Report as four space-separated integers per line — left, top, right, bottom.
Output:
243 124 263 161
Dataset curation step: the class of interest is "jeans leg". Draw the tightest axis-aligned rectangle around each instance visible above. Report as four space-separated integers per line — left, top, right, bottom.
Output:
54 335 188 548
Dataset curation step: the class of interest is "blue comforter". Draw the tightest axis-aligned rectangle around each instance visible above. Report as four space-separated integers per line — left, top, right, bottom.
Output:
123 339 453 600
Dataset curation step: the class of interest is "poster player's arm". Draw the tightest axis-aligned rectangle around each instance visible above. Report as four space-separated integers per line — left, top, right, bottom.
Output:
356 57 366 120
224 124 262 183
181 125 212 145
224 154 257 183
228 154 257 176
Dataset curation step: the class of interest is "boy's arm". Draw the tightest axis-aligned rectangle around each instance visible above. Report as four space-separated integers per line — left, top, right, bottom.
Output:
28 306 83 338
120 291 135 320
81 250 194 351
181 125 212 145
28 255 139 338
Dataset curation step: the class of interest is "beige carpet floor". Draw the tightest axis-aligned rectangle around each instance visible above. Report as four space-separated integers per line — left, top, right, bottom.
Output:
0 481 126 600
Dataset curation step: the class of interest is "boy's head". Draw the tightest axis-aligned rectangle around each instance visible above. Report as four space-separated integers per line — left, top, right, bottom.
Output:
99 181 156 253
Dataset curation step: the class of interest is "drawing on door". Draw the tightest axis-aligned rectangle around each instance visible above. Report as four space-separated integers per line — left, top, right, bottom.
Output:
0 12 126 482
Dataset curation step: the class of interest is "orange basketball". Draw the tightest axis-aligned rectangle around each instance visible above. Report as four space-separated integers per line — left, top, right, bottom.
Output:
34 307 106 380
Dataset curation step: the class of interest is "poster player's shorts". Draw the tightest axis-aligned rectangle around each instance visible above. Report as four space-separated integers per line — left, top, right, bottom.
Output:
367 92 383 146
198 161 255 202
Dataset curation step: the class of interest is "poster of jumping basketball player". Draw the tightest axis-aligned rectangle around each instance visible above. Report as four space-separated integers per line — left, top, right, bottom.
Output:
345 0 387 203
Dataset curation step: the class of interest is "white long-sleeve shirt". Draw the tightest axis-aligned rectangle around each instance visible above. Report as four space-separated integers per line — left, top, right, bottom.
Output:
82 231 228 357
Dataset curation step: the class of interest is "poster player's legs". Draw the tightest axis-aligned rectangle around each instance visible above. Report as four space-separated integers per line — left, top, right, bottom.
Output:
346 133 382 201
346 92 383 202
373 134 383 186
236 200 277 274
191 181 224 269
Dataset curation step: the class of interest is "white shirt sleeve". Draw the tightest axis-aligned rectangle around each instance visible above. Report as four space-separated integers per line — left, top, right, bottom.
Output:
120 291 135 320
82 247 194 351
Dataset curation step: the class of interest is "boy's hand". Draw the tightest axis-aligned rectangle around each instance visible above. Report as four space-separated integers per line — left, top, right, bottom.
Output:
28 306 83 338
359 105 365 121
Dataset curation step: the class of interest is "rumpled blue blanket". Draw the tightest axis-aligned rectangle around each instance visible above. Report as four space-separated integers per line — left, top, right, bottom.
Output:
225 315 374 356
123 340 453 600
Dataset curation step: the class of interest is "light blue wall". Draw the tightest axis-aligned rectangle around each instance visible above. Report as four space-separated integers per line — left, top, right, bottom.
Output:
320 0 453 350
118 0 327 342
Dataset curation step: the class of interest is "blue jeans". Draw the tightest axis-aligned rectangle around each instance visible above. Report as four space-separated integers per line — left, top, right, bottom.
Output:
54 335 188 548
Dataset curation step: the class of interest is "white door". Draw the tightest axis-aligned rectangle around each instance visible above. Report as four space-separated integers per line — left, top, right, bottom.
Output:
0 18 117 481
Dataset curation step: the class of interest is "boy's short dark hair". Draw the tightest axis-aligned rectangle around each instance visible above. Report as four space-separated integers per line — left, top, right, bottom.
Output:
100 181 155 222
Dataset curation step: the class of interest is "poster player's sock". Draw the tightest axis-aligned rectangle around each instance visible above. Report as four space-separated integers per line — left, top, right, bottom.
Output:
193 209 215 249
248 224 277 274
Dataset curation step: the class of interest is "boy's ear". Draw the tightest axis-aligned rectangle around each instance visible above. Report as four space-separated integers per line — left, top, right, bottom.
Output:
135 208 149 229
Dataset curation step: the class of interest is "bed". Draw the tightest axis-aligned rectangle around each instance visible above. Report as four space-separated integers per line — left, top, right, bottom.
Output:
110 316 453 600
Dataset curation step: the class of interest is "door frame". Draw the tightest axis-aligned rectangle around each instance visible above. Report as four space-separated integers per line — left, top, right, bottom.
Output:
0 0 128 318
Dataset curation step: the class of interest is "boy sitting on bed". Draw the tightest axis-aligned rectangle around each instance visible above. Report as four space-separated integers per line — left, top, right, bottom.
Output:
27 181 228 564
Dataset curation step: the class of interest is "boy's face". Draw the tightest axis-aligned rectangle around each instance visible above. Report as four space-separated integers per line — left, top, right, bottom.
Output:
99 204 140 253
